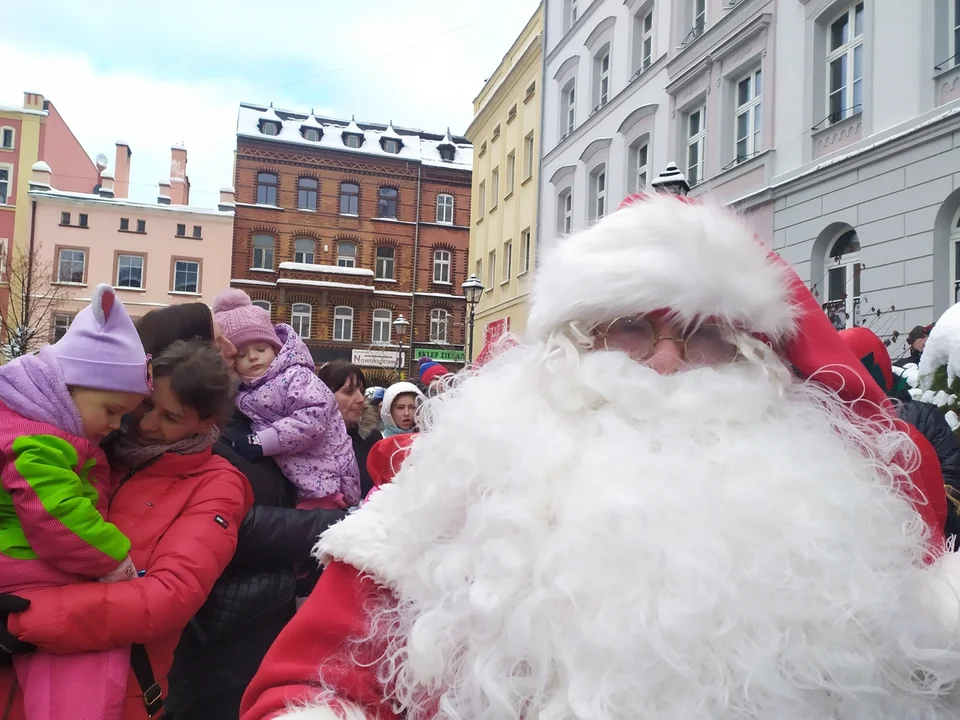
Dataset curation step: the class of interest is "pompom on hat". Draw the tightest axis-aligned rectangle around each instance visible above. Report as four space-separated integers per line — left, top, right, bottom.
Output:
418 357 450 386
50 283 151 395
213 288 281 352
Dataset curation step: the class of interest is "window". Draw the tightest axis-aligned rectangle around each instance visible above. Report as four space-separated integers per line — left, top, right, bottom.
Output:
439 144 456 162
137 219 146 233
823 229 861 330
57 248 86 284
685 104 707 186
475 258 483 282
0 168 8 205
492 124 501 142
345 134 362 149
951 0 960 69
116 254 144 289
506 152 516 195
372 309 392 345
433 249 451 284
60 212 71 226
340 182 359 215
563 80 577 135
376 246 395 279
256 172 278 205
589 165 607 223
192 225 202 239
173 260 200 293
735 69 762 162
298 177 318 211
558 189 574 235
337 241 357 268
502 240 513 281
383 138 400 154
952 207 960 301
594 46 611 108
564 0 579 31
252 300 272 313
629 138 649 193
253 234 275 270
176 223 187 237
378 187 398 218
333 306 354 341
524 132 535 179
0 239 6 275
520 228 531 274
291 303 312 339
303 127 321 142
1 128 13 149
261 122 280 136
827 3 864 125
53 314 72 342
436 193 454 224
478 181 486 219
508 104 518 123
78 213 88 228
294 237 315 264
429 309 450 344
491 168 500 210
525 81 536 102
487 249 497 287
119 218 129 231
634 9 654 75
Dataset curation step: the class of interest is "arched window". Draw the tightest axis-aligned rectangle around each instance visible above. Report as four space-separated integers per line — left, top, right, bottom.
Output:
375 246 395 280
378 187 398 218
252 234 275 270
433 249 451 284
824 228 861 330
339 182 359 215
333 306 354 341
951 206 960 302
297 177 318 211
430 308 450 344
294 238 315 264
256 172 278 205
252 300 272 314
291 303 312 339
337 242 357 268
372 309 392 345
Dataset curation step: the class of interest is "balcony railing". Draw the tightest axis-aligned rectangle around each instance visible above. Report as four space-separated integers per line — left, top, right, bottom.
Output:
822 296 861 330
681 22 705 46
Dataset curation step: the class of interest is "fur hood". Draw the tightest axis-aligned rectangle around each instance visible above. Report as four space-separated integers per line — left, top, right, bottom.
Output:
356 402 382 441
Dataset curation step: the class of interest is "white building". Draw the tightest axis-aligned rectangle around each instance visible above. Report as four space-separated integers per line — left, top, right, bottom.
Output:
539 0 960 353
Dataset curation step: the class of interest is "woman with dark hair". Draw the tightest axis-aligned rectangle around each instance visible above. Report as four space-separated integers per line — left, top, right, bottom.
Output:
134 302 346 720
318 360 383 498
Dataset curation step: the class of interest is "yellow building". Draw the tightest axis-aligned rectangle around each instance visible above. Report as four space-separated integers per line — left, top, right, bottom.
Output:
465 5 542 360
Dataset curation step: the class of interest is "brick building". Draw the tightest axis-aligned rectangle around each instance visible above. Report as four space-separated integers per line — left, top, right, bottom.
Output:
230 104 472 383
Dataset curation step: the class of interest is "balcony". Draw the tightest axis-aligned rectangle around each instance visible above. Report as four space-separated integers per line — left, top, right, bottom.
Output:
822 296 861 331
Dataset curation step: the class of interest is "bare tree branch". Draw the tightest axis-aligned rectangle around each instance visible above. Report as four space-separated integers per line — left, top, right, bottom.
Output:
1 243 69 360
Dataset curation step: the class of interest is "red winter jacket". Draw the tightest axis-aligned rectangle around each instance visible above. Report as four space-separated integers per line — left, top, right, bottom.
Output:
0 447 253 720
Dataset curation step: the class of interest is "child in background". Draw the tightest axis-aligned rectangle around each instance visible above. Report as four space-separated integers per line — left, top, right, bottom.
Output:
213 289 361 509
0 284 152 720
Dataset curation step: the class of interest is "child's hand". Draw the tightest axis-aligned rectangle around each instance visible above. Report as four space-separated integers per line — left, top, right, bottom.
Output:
231 434 264 460
99 555 137 583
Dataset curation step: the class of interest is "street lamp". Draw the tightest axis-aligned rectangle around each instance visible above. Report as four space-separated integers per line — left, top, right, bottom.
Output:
649 161 690 196
462 273 485 363
392 314 409 380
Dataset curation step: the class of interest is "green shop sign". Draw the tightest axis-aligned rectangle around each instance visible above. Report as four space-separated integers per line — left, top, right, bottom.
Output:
414 348 465 363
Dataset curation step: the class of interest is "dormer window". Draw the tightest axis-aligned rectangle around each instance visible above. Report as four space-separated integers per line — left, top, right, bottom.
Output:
342 115 365 149
302 127 321 142
382 138 400 154
437 127 457 163
345 135 362 149
261 121 280 136
439 146 456 162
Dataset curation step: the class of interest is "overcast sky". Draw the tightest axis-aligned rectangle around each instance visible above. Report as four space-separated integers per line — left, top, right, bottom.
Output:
3 0 540 206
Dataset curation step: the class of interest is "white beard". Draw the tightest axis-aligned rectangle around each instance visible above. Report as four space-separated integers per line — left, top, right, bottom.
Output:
318 337 960 720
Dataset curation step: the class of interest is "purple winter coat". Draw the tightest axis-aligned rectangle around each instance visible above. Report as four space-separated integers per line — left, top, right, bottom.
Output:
236 324 360 506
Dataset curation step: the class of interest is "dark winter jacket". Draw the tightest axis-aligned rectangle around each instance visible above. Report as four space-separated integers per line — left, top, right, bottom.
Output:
351 403 383 498
893 347 923 368
164 409 346 720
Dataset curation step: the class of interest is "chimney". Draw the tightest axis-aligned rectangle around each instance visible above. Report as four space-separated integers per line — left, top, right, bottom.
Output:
158 179 172 205
114 142 131 199
99 171 115 198
29 161 52 191
23 92 44 112
218 186 236 212
169 145 189 205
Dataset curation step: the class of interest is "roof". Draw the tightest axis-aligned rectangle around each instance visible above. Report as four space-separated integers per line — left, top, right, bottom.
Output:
29 188 234 217
237 103 473 170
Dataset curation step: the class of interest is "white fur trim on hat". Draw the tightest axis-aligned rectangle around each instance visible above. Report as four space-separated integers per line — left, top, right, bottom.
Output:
274 700 372 719
527 193 797 341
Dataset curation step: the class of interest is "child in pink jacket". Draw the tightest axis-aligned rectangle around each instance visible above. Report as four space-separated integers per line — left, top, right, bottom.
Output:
213 289 360 510
0 285 152 720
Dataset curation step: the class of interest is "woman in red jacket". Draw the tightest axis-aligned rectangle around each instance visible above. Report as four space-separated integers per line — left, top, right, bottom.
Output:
0 339 253 719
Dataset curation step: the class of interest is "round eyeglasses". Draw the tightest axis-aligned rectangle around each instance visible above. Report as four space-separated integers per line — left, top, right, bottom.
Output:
593 315 741 366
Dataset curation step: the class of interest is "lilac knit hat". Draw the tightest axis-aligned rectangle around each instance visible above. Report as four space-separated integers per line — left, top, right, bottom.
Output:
50 284 151 395
213 288 282 351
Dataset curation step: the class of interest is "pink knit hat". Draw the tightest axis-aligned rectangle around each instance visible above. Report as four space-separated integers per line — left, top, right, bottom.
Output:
212 288 282 352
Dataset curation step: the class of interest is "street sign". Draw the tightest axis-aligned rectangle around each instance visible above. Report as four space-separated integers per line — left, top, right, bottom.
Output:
413 347 465 363
352 349 401 368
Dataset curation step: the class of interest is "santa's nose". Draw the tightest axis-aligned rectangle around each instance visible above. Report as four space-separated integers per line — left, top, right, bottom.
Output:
645 340 684 375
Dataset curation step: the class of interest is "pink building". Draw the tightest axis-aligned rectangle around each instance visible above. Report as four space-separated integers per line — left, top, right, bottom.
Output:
27 144 235 338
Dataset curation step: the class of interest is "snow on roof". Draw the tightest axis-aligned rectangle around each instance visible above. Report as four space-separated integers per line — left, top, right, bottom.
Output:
278 261 374 277
221 186 236 193
32 161 52 173
30 188 233 216
301 111 323 129
277 278 372 291
100 170 114 180
236 104 473 170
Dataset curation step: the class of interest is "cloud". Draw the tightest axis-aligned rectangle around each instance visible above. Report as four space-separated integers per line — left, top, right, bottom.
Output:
3 0 540 206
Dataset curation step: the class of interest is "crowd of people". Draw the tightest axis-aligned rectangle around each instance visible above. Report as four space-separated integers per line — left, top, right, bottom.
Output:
3 190 960 719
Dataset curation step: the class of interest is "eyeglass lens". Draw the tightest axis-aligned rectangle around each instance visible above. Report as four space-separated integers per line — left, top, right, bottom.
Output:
601 316 738 365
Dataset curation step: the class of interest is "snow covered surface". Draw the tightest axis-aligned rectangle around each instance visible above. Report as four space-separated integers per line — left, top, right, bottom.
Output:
919 303 960 389
278 261 374 277
237 104 472 170
31 161 52 173
30 188 233 216
277 278 371 291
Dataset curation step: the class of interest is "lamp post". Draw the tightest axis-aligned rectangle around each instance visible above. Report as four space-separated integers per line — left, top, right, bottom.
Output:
392 314 409 380
649 161 691 196
461 273 485 363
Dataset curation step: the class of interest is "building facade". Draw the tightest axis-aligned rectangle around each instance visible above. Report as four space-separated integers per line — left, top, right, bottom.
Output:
230 105 472 382
540 0 960 357
26 145 234 341
0 92 100 346
466 5 544 357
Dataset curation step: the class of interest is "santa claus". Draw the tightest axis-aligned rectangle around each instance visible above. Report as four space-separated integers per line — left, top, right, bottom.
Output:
241 193 960 720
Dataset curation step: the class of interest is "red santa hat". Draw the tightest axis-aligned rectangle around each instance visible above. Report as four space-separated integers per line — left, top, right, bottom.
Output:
367 433 419 488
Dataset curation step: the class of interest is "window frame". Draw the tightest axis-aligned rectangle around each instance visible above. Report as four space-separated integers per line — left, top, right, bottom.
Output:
563 80 577 136
333 306 354 342
0 166 10 205
433 248 452 284
375 245 396 280
119 217 129 232
595 45 611 108
734 68 763 162
588 164 607 224
52 314 73 342
0 127 14 150
337 241 358 268
506 152 516 196
523 132 535 180
176 223 187 237
372 308 393 345
56 247 87 285
641 9 654 72
339 182 360 216
487 249 498 288
377 186 398 219
436 193 454 224
823 228 862 330
252 300 272 313
520 228 532 275
629 136 650 193
826 2 865 126
951 0 960 69
558 188 574 235
60 211 71 226
429 308 450 344
685 103 707 186
294 237 316 264
115 253 145 289
256 172 278 206
502 240 513 283
171 258 201 294
192 225 202 239
136 219 146 233
252 233 276 270
491 168 500 210
297 177 318 211
291 302 312 339
478 181 486 220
